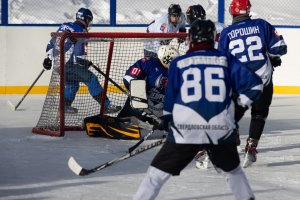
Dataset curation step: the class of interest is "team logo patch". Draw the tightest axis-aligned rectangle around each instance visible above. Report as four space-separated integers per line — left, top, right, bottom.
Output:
160 23 167 32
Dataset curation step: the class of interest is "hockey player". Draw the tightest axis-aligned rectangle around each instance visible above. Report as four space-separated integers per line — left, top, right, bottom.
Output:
118 45 180 128
185 4 228 169
144 4 186 57
132 19 262 200
42 8 120 114
186 4 227 49
218 0 287 167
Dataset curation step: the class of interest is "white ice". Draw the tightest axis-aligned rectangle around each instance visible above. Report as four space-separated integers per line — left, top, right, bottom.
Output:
0 94 299 200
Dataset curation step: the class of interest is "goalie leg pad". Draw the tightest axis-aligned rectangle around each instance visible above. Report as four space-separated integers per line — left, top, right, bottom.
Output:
84 114 141 140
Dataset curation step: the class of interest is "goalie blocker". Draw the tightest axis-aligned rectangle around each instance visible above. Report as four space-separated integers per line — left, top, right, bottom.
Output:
84 115 141 140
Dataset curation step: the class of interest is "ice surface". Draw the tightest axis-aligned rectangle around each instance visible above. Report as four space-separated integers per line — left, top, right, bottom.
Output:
0 94 299 200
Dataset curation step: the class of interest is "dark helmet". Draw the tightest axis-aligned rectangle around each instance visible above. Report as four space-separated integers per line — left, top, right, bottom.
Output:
168 4 182 16
76 8 93 25
189 19 215 44
186 4 206 25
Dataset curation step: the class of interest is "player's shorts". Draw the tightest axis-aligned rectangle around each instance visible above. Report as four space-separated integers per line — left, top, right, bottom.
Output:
151 142 240 175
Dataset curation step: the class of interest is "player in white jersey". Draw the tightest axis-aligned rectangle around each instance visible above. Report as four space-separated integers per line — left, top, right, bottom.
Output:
133 19 262 200
144 4 186 57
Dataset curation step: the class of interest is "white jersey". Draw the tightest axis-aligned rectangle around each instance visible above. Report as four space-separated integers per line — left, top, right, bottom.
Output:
214 22 227 48
145 13 186 53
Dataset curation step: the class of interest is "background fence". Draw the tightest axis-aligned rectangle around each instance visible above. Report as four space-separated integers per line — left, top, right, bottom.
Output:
1 0 300 27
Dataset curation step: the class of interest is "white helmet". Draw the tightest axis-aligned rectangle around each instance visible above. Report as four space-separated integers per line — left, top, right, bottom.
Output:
157 45 180 68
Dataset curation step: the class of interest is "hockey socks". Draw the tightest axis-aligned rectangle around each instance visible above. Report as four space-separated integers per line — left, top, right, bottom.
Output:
133 166 171 200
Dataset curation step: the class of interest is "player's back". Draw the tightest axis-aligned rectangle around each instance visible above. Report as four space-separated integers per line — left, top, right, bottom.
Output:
218 18 286 85
165 49 263 144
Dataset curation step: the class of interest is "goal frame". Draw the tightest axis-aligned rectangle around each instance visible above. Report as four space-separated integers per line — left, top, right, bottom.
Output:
32 32 187 137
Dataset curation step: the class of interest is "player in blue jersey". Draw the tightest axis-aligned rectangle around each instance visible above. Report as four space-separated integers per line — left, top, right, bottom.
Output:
185 4 229 169
133 19 262 200
218 0 287 168
42 8 120 114
118 45 180 128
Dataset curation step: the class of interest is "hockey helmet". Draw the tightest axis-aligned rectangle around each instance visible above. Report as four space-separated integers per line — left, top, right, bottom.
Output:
76 8 93 26
229 0 251 15
157 45 180 68
186 4 206 25
168 4 182 17
188 19 216 45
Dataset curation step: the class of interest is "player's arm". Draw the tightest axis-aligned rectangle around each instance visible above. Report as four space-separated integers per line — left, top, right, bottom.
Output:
123 59 147 90
264 20 287 60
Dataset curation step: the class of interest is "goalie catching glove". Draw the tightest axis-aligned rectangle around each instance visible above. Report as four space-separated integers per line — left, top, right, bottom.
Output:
84 114 141 140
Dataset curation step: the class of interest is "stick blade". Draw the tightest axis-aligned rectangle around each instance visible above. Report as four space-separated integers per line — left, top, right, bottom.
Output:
6 100 16 111
68 156 83 176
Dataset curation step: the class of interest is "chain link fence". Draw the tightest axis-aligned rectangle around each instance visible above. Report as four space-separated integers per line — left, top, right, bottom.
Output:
1 0 299 26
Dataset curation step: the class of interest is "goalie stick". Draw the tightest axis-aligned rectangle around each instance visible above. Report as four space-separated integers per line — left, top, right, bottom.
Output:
68 137 166 176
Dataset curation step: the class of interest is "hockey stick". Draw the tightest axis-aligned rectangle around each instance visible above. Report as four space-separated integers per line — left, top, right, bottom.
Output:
68 137 166 176
91 64 128 95
128 129 154 153
7 69 45 110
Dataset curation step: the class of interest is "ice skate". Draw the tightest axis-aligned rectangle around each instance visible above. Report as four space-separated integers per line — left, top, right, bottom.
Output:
243 138 258 168
195 150 210 169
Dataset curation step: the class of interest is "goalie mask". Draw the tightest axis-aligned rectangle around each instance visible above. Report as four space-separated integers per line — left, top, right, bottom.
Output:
157 45 180 69
229 0 251 16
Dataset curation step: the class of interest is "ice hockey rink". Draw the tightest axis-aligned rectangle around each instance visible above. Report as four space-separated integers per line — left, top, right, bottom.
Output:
0 94 299 200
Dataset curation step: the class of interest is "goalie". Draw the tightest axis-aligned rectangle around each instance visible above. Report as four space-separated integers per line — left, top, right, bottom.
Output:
84 45 180 139
117 45 180 129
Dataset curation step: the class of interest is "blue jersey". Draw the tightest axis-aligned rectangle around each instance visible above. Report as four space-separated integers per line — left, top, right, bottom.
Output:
46 21 90 67
124 57 168 117
164 49 263 145
218 18 287 86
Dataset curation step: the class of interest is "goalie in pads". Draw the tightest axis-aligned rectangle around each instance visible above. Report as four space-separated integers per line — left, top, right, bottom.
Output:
83 45 180 139
117 45 180 130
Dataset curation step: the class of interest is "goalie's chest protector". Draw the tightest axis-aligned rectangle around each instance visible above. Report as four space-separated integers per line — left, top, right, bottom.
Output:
144 58 168 94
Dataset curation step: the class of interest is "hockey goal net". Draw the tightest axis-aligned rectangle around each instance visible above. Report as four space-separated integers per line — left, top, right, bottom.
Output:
32 32 187 137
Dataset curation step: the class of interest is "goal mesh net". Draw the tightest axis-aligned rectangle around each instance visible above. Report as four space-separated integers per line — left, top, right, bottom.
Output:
32 32 187 137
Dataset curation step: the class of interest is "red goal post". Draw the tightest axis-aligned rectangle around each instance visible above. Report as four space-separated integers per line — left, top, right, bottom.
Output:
32 32 187 137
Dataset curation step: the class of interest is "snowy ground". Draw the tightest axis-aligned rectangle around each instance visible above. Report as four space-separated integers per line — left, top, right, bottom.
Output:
0 94 299 200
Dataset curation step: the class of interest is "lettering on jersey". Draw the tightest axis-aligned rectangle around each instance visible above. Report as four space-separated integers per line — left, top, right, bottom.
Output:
129 67 142 76
177 124 229 131
228 26 260 40
177 56 228 69
160 23 167 32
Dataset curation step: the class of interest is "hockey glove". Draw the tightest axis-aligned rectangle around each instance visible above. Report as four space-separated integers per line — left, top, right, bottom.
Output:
270 56 282 67
153 115 172 132
43 57 52 70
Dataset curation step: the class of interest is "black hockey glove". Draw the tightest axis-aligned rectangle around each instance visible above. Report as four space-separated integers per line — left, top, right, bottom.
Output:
153 115 172 132
270 56 282 68
43 57 52 70
153 118 168 131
